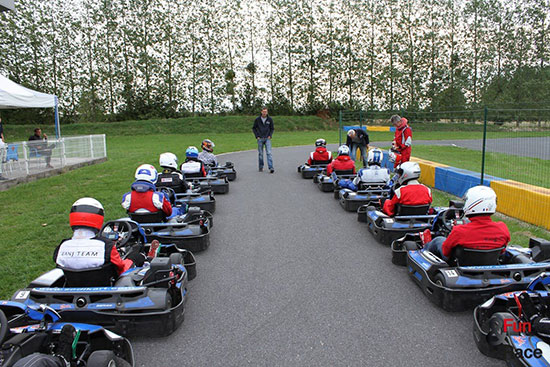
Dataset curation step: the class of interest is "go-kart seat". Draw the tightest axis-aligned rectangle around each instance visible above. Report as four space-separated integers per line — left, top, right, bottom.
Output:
130 211 166 224
452 246 505 266
334 169 354 175
61 263 118 287
395 204 430 216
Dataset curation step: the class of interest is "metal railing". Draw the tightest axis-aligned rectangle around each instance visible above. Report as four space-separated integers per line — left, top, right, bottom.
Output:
1 134 106 179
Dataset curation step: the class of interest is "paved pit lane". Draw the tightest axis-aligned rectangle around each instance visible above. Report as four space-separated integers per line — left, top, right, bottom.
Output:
133 145 501 366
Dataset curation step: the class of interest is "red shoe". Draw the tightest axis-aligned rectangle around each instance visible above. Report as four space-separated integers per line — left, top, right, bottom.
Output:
420 229 432 245
147 240 160 258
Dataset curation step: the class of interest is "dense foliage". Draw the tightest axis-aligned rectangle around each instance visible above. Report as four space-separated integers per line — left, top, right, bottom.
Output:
0 0 548 123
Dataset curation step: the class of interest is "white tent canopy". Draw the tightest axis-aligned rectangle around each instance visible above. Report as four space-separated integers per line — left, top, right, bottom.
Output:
0 74 61 137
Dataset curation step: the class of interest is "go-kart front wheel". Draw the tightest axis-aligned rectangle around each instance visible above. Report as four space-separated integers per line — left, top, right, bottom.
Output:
87 350 132 367
434 273 446 287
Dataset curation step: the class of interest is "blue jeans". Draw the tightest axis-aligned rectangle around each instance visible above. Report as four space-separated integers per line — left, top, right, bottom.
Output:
425 236 448 260
351 143 367 167
257 138 273 170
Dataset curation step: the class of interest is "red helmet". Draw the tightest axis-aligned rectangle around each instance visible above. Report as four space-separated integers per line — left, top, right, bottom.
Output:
69 197 104 231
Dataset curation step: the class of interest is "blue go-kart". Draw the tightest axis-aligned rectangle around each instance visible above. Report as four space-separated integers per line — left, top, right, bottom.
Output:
0 302 134 366
473 273 550 366
336 183 391 212
11 219 195 336
159 186 216 214
208 161 237 181
297 163 329 179
187 175 229 194
405 236 550 312
315 170 355 192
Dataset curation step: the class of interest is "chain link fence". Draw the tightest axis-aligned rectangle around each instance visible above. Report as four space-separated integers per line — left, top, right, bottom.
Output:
1 134 107 180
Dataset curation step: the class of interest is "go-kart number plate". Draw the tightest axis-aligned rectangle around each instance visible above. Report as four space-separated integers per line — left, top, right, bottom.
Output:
15 291 30 300
444 270 458 278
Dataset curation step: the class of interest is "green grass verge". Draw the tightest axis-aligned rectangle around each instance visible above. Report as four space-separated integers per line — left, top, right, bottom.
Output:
1 130 548 299
411 145 550 188
4 115 550 142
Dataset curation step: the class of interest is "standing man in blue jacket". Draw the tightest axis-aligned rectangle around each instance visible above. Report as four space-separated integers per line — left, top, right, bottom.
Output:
252 107 275 173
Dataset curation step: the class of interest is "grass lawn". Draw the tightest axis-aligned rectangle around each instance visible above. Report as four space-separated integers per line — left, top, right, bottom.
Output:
410 145 550 188
1 129 549 300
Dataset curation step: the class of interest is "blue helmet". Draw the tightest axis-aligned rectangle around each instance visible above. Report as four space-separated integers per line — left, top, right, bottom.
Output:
186 146 199 158
367 148 383 166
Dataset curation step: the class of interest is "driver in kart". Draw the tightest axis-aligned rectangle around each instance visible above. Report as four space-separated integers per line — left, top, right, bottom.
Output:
157 152 192 194
424 185 510 261
326 145 356 175
381 161 432 216
54 198 145 276
307 138 332 165
122 164 173 218
198 139 218 167
180 146 207 178
337 148 390 191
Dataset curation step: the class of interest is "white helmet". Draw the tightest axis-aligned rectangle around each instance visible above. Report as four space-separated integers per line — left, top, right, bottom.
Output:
315 138 326 147
338 145 350 156
367 148 383 166
463 185 497 216
396 161 420 185
135 164 158 184
159 152 178 170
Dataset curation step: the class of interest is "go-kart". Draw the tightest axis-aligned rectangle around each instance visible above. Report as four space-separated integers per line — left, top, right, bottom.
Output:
364 203 436 245
297 163 329 179
128 206 212 252
208 161 237 181
0 302 134 366
406 237 550 312
10 246 190 336
336 183 390 212
315 170 355 192
391 201 466 265
159 186 216 214
473 274 550 366
187 175 229 194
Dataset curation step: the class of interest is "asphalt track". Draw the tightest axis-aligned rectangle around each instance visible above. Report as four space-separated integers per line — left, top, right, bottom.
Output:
133 145 502 367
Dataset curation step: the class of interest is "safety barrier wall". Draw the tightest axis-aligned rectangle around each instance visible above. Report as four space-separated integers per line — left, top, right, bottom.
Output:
378 150 550 230
343 125 396 132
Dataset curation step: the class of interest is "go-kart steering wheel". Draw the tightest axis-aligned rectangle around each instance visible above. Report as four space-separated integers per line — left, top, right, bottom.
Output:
436 208 463 235
0 309 8 345
100 220 133 248
159 187 176 205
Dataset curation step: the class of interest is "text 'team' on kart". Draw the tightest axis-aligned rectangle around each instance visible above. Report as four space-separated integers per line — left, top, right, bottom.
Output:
0 302 134 366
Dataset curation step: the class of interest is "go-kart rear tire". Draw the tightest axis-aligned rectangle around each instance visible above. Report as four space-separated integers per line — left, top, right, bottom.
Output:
87 350 131 367
0 309 7 345
169 253 183 266
403 241 420 251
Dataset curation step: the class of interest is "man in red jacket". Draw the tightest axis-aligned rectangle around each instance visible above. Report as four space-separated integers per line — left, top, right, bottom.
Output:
425 186 510 262
326 145 356 175
307 138 333 165
390 115 412 168
382 162 432 216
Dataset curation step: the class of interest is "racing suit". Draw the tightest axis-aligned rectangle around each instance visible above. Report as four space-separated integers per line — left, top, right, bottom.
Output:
425 215 510 260
121 180 172 217
307 147 333 165
326 155 356 175
157 169 189 194
338 166 391 191
393 120 412 168
198 151 218 167
382 179 432 216
180 158 207 178
53 228 134 276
